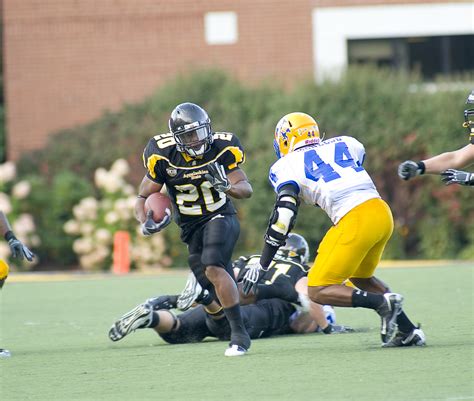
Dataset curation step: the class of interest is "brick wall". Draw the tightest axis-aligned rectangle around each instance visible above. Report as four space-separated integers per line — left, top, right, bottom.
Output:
2 0 469 159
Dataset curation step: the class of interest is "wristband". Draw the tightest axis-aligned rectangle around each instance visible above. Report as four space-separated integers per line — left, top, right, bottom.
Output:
4 231 16 241
417 161 426 175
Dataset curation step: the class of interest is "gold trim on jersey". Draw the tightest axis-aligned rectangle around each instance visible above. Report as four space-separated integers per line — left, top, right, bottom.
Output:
145 146 245 178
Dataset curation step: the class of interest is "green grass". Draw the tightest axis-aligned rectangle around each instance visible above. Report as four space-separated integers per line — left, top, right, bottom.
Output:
1 264 473 401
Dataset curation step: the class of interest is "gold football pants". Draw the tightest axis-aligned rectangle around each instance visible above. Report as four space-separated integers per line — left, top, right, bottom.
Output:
307 198 393 287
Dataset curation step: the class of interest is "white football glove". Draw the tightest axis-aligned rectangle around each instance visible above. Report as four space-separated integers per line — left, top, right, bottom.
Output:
242 261 264 295
7 237 35 261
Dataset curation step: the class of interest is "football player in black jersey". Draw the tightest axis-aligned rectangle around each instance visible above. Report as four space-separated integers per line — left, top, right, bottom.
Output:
108 294 299 345
135 103 253 356
108 235 351 345
233 233 342 334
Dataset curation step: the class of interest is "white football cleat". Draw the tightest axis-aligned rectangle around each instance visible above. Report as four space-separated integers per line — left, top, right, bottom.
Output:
108 303 153 342
224 344 248 357
177 272 203 311
0 348 11 358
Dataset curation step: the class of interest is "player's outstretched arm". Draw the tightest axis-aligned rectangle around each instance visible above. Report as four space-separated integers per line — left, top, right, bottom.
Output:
399 144 474 180
0 211 34 261
424 144 474 174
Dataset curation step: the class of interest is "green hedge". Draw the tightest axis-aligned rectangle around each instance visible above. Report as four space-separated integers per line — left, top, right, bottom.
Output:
18 67 473 267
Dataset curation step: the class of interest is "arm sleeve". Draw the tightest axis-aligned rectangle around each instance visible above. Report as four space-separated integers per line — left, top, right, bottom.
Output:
142 139 165 184
219 134 246 174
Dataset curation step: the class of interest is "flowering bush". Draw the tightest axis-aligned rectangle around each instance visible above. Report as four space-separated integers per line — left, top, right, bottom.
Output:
64 159 171 271
0 162 40 268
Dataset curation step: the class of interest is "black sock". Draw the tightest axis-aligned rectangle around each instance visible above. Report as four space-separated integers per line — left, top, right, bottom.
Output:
397 311 416 333
352 290 385 310
223 304 250 347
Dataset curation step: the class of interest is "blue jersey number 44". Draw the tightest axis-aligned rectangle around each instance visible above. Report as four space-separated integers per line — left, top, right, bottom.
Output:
304 142 364 183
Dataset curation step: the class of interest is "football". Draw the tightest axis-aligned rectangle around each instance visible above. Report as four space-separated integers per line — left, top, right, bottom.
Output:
144 192 172 223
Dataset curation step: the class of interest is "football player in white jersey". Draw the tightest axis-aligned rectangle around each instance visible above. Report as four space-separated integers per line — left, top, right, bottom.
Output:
242 112 425 347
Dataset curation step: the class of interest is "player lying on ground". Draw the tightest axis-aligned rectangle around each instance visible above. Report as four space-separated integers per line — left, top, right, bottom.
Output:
398 90 474 186
109 296 341 345
108 236 353 344
242 112 425 347
178 233 344 334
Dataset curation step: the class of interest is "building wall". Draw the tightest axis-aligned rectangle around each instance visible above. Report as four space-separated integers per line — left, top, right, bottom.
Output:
2 0 470 158
3 0 314 159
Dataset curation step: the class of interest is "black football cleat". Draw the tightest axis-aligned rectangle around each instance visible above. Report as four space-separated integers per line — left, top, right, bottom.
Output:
382 326 426 347
377 293 403 344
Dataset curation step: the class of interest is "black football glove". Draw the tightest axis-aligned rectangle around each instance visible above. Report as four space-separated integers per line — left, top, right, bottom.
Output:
398 160 425 180
141 210 171 236
440 169 474 186
205 162 231 192
7 237 34 261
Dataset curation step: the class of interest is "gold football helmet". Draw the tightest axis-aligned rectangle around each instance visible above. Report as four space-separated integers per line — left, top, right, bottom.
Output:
274 112 320 158
0 259 9 289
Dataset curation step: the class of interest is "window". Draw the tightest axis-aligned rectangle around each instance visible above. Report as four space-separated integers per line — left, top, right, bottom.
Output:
348 35 474 79
204 12 238 45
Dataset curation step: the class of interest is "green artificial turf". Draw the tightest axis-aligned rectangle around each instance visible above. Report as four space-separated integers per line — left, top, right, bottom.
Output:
1 264 473 401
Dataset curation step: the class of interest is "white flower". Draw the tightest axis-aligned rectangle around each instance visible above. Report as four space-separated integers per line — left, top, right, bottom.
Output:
95 229 112 244
73 238 94 254
127 195 138 209
79 254 97 270
30 235 41 247
102 174 123 194
104 211 120 225
95 245 110 259
0 162 16 184
81 197 98 211
114 198 133 221
80 222 95 235
12 214 35 235
0 193 12 214
94 168 109 189
123 184 135 196
73 197 98 221
64 220 80 235
110 159 130 177
12 181 31 199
